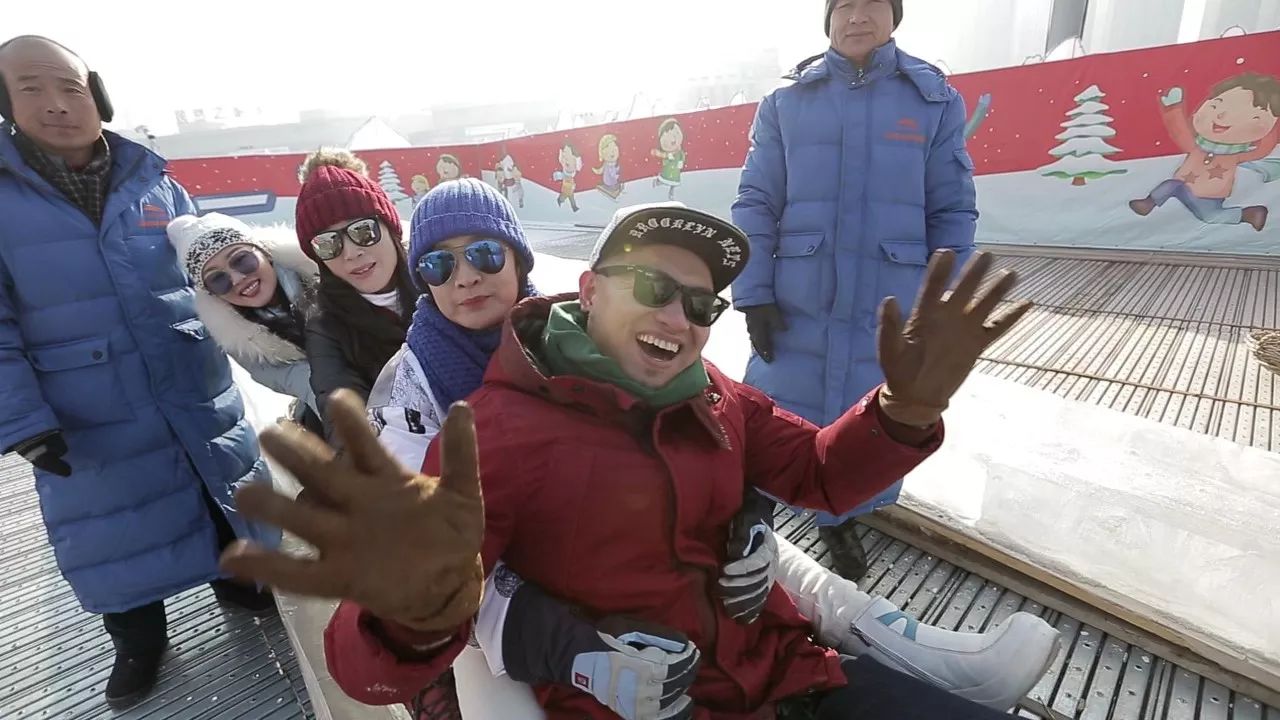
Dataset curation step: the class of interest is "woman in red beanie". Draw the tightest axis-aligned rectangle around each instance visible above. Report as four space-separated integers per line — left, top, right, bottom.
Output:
295 149 418 436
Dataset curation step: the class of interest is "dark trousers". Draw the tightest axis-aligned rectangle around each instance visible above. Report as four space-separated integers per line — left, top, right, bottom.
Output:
808 656 1010 719
102 489 237 655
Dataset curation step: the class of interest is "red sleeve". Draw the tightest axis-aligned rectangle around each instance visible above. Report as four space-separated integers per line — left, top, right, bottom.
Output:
1161 104 1198 154
321 388 533 702
323 603 471 704
739 382 942 514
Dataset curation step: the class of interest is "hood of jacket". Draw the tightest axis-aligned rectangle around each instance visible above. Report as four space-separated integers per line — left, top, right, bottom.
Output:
194 223 320 366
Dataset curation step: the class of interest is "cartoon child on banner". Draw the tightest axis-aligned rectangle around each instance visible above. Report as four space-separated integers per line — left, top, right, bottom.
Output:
437 154 465 184
594 134 625 200
494 153 525 208
651 118 686 200
554 143 582 212
410 174 431 206
1130 72 1280 232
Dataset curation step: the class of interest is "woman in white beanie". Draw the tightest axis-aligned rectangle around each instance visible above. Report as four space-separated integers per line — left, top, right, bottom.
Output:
168 212 323 433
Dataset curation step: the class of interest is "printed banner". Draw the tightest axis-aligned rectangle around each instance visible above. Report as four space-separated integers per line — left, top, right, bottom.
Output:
169 31 1280 256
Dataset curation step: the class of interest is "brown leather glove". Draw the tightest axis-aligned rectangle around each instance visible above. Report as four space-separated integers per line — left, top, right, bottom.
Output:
876 250 1032 428
220 389 484 632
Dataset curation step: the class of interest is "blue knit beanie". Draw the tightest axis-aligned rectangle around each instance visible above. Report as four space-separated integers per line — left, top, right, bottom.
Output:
409 178 534 294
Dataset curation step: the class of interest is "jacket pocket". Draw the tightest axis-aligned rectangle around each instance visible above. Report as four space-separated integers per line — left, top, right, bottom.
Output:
171 318 234 398
954 147 975 172
879 240 930 266
772 232 828 314
877 240 931 313
28 337 135 430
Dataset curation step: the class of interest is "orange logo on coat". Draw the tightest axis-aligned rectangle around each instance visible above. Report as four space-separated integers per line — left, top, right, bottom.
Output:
138 203 171 229
886 117 926 144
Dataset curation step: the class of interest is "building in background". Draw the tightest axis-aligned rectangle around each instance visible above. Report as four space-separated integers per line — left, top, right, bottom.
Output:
896 0 1279 73
151 115 411 160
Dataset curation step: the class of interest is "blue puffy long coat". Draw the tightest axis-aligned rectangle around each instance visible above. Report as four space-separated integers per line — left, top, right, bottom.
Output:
0 128 279 613
731 43 977 513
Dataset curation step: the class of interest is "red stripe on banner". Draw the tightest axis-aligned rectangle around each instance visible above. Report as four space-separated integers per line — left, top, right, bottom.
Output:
167 32 1280 196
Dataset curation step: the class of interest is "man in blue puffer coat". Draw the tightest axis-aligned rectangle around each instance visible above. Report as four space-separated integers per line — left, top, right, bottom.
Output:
0 36 280 709
731 0 976 579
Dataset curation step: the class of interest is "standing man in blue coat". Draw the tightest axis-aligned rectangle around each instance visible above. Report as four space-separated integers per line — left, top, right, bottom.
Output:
0 36 280 709
731 0 977 579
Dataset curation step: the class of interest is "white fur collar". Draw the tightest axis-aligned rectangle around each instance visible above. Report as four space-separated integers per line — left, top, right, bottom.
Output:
195 224 319 366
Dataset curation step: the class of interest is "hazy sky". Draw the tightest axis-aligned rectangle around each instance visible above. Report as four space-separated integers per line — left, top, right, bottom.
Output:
5 0 835 131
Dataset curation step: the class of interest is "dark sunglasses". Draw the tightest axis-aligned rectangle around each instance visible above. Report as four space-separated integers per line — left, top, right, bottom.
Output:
417 239 507 287
310 217 383 261
594 265 730 327
203 250 261 296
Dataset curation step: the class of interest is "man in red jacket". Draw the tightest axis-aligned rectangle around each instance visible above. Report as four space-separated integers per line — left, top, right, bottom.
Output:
221 203 1030 720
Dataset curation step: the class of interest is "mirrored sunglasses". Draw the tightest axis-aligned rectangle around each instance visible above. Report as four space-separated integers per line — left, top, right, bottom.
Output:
309 217 383 261
417 239 508 287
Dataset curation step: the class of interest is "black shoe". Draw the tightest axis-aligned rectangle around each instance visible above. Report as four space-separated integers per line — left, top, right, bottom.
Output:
211 579 276 617
820 521 869 580
104 643 166 709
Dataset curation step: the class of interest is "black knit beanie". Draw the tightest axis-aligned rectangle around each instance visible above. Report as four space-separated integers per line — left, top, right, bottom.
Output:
825 0 903 35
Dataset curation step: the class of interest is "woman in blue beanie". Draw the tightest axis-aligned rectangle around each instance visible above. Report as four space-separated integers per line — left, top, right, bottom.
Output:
362 177 540 720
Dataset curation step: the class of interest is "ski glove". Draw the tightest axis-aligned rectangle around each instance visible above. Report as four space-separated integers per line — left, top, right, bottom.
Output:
743 304 787 363
502 581 700 720
11 431 71 477
876 251 1031 428
220 391 484 633
1161 87 1184 106
719 489 777 624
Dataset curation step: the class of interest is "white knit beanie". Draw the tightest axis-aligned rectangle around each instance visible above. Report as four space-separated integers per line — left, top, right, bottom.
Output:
167 213 270 290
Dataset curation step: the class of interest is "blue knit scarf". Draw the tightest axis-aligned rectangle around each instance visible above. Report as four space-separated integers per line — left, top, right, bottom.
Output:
405 278 538 411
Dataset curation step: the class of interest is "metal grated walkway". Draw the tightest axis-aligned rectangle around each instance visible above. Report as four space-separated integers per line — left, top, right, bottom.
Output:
0 455 313 720
774 507 1280 720
983 254 1279 452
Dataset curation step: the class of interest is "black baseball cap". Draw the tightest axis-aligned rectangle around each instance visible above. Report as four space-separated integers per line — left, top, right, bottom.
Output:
589 202 751 293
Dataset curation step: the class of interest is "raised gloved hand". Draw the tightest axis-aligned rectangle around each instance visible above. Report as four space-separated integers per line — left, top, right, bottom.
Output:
220 389 485 632
502 580 700 720
718 489 777 624
876 251 1032 428
743 304 788 363
11 430 71 477
1161 87 1184 106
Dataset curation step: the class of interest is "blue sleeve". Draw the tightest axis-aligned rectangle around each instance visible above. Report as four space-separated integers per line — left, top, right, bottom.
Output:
239 357 317 413
0 255 58 452
169 177 198 217
731 93 787 310
924 93 978 265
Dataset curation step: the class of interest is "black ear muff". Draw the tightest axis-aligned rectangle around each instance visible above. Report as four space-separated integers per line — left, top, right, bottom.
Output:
0 72 113 123
0 79 12 121
88 71 113 123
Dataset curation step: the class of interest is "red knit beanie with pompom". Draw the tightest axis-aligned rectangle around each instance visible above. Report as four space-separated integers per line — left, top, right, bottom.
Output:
295 150 401 262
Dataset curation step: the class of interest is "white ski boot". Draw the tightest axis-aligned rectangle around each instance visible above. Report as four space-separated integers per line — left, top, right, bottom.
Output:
776 535 1062 711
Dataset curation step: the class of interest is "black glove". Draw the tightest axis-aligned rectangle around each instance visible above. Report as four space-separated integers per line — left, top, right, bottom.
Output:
742 304 787 363
10 431 71 477
503 578 700 720
719 489 777 624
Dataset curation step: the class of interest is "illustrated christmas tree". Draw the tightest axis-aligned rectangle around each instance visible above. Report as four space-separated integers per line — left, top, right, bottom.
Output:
377 161 414 216
1039 84 1127 186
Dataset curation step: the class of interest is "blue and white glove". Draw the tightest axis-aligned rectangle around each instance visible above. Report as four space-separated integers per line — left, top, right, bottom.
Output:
1161 87 1184 107
718 489 778 624
501 577 700 720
